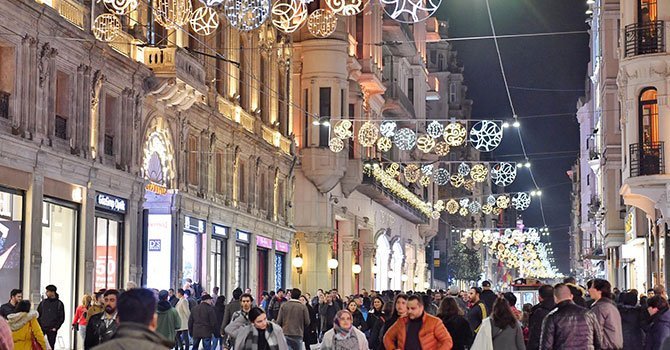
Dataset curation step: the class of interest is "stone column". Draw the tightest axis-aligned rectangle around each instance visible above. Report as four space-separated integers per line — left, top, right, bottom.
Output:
250 232 258 292
300 230 334 295
82 188 96 294
24 172 44 301
360 243 375 292
126 182 143 286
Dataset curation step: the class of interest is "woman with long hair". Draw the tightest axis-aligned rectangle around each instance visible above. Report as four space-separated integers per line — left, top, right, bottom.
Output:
346 300 368 333
234 307 288 350
367 297 385 350
7 300 47 350
299 294 319 350
378 294 408 349
321 310 368 350
472 297 525 350
72 293 91 347
438 297 473 350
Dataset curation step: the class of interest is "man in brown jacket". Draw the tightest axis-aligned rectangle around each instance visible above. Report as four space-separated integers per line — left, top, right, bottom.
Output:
277 288 311 350
384 294 453 350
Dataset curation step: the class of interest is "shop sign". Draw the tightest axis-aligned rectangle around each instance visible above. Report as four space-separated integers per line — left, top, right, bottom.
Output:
275 241 289 253
237 231 250 243
143 131 174 194
184 216 205 233
94 246 117 291
146 214 172 288
96 193 127 214
213 225 228 238
257 236 273 249
433 249 440 268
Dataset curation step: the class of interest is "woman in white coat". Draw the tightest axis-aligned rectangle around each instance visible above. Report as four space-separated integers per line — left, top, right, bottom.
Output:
320 310 368 350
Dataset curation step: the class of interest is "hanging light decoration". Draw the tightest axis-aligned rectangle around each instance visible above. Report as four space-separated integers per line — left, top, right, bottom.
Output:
469 120 503 152
153 0 193 29
307 9 338 38
333 120 353 139
487 195 497 206
433 141 450 156
469 201 481 214
481 204 493 215
380 121 397 138
357 121 379 147
385 163 400 178
376 137 392 152
199 0 224 6
459 207 469 216
190 6 220 35
496 195 510 209
329 137 344 153
458 162 470 176
491 162 517 187
443 122 467 147
434 200 445 212
463 179 475 191
512 192 531 211
416 134 435 153
403 164 420 183
434 168 450 185
421 164 433 176
446 199 459 214
223 0 271 32
380 0 441 23
393 128 417 151
419 176 431 187
324 0 367 16
93 14 122 42
271 0 308 34
470 164 488 183
426 120 444 139
450 174 464 188
103 0 139 15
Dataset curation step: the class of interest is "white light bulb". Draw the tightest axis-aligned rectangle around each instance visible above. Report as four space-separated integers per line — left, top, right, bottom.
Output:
502 122 510 128
513 120 521 128
524 162 531 168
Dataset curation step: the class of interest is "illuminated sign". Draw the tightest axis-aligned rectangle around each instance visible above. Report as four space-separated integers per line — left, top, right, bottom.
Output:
275 241 289 253
96 193 127 214
184 216 205 233
146 214 172 288
256 236 273 249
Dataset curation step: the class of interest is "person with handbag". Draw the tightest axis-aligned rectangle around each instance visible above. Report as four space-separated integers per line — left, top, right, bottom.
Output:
7 300 47 350
471 297 526 350
72 294 92 347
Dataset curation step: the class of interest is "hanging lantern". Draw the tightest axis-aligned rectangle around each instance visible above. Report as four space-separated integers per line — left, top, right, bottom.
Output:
307 9 338 38
103 0 139 15
93 14 122 42
153 0 193 29
324 0 367 16
271 0 308 34
190 6 220 36
223 0 271 31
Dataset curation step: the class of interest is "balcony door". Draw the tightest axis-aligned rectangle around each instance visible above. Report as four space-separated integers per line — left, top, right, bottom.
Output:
635 88 662 176
638 0 657 23
639 88 658 145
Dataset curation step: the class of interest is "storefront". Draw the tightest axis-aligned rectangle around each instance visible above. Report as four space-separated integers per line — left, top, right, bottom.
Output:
183 216 205 284
621 206 650 291
274 241 289 292
145 212 172 289
211 225 229 294
93 193 126 291
235 231 250 289
256 236 272 298
0 187 23 300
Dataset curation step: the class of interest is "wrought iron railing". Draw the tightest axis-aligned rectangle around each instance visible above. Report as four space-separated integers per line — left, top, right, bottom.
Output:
630 142 665 177
625 20 665 57
362 173 429 222
0 91 9 119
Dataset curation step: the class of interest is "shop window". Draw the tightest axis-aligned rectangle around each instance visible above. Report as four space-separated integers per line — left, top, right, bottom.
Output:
183 217 205 284
0 188 23 302
104 95 118 156
188 134 199 186
94 216 121 291
639 88 658 145
0 45 15 120
234 243 249 288
211 236 227 295
257 249 269 298
319 87 331 147
55 71 71 140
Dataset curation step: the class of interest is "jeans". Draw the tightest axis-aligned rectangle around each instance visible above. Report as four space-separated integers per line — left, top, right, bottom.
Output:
286 336 303 350
176 330 190 350
211 336 222 350
193 337 212 350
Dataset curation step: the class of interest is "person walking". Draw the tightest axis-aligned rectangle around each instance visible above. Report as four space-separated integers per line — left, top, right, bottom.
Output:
370 299 391 350
480 281 497 313
318 294 340 335
212 296 226 350
267 289 287 321
644 295 670 350
168 289 179 308
0 289 22 319
175 289 191 350
320 310 368 350
540 283 602 350
188 294 218 350
85 289 119 350
233 307 288 350
588 279 623 350
223 293 254 344
472 297 525 350
91 288 174 350
7 300 45 350
345 300 368 333
276 288 310 350
378 294 408 348
383 294 453 350
221 288 243 336
527 284 555 350
438 297 474 350
155 290 180 346
298 295 318 350
37 285 65 350
618 291 644 350
86 291 104 323
72 294 92 346
466 287 488 334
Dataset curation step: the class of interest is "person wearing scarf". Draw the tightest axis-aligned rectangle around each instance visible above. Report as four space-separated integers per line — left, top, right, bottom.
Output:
234 307 288 350
321 310 369 350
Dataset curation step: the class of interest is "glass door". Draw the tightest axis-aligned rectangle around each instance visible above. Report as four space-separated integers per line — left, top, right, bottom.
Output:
0 188 23 300
94 215 122 291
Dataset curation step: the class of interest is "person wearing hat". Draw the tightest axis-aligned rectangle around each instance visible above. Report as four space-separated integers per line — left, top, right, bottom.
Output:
37 284 65 350
188 294 218 350
155 290 180 346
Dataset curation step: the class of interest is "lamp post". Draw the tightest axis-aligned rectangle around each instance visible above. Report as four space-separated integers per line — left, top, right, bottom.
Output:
292 240 304 283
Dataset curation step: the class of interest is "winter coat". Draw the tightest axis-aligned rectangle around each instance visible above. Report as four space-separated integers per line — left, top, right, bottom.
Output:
318 303 340 333
378 314 398 349
320 326 368 350
224 310 250 339
175 298 190 332
591 298 624 350
490 320 526 350
234 321 289 350
0 316 12 350
368 312 385 350
267 297 287 321
86 304 103 323
72 305 88 327
618 304 644 350
0 303 16 319
645 308 670 350
350 309 368 333
440 313 474 350
303 303 318 346
540 300 602 350
214 300 225 337
188 302 218 339
7 311 45 350
85 312 118 349
383 313 453 350
156 300 180 343
276 299 310 338
467 301 488 333
481 290 497 313
221 299 241 333
37 296 65 331
91 322 173 350
527 298 556 350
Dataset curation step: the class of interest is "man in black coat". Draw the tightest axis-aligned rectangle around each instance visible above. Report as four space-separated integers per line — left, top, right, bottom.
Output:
37 285 65 350
466 287 487 334
541 283 602 350
0 289 22 319
479 281 496 313
188 294 218 349
85 289 119 350
528 284 556 350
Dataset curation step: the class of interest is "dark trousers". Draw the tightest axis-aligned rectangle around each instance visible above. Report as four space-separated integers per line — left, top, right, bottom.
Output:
192 337 212 350
44 329 57 349
286 336 303 350
176 330 190 350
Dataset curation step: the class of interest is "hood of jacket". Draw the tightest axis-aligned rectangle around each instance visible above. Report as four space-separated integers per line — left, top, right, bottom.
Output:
112 323 174 347
7 311 39 331
157 300 172 313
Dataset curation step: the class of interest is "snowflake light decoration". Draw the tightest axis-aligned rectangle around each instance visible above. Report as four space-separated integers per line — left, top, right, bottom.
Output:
450 174 464 188
153 0 193 29
491 162 517 187
443 122 467 147
394 128 417 151
224 0 271 32
446 199 459 214
380 0 442 23
329 137 344 153
469 201 481 214
385 163 400 177
404 164 421 183
307 9 337 38
357 121 379 147
271 0 308 34
325 0 367 16
416 134 435 153
470 164 488 183
434 142 450 156
469 120 503 152
333 120 353 139
427 121 444 139
512 192 531 211
458 162 470 176
496 195 510 209
93 14 121 42
104 0 139 15
377 137 392 152
434 168 450 185
380 121 397 137
190 6 220 36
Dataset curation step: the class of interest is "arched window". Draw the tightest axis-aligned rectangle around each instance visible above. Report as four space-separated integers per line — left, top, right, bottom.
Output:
390 241 403 290
375 234 390 291
638 0 657 23
639 87 658 145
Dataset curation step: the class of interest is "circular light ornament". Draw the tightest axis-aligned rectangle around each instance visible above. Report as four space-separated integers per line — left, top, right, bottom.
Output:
385 163 400 178
393 128 417 151
153 0 193 29
404 164 421 183
200 0 224 5
190 6 220 36
421 164 434 176
469 201 481 214
512 192 532 211
470 164 488 183
459 207 468 216
458 162 470 176
446 199 459 214
93 14 121 42
223 0 271 32
487 195 497 206
307 9 337 38
459 198 470 208
433 142 450 156
426 121 444 139
324 0 367 16
419 176 431 187
491 162 517 187
472 229 484 244
496 195 510 209
450 174 464 188
377 137 392 152
434 200 445 212
416 134 435 153
329 137 344 153
358 121 379 147
380 0 441 23
271 0 308 34
103 0 139 15
460 236 468 245
443 122 467 147
380 121 397 137
463 229 472 239
482 204 493 215
431 211 441 219
333 120 353 139
434 168 450 185
469 120 503 152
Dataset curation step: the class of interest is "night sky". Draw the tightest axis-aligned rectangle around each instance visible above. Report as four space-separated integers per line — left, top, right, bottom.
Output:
438 0 591 274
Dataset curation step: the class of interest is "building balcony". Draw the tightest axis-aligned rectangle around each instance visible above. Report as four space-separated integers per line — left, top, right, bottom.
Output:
630 142 664 177
300 147 347 193
38 0 85 30
624 21 666 58
382 81 415 119
144 47 207 110
358 172 429 225
621 142 670 218
382 16 417 57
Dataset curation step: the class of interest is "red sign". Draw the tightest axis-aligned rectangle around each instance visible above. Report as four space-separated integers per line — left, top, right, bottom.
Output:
94 245 117 291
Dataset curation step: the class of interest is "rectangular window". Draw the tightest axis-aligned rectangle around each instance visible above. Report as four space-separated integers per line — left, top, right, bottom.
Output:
94 216 122 291
356 14 364 59
104 95 118 156
188 135 199 186
407 78 414 105
211 235 227 295
216 150 224 194
278 179 285 217
234 243 249 288
0 45 15 120
239 161 246 203
55 116 67 140
319 87 331 147
260 172 267 211
55 71 70 140
449 82 457 103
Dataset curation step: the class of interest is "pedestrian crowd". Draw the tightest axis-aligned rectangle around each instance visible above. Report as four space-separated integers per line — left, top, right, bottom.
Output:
2 277 670 349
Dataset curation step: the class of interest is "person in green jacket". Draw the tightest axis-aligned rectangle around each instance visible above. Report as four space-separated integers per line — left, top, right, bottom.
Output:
156 290 180 346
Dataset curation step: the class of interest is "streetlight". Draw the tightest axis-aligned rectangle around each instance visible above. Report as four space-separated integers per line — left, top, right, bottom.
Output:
292 240 304 283
352 264 362 274
328 258 339 270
